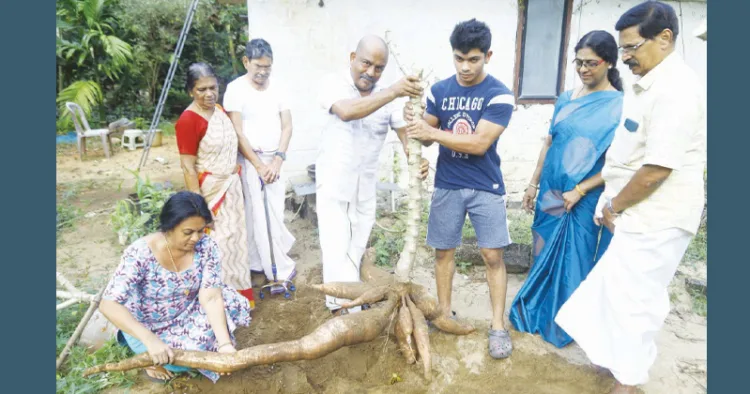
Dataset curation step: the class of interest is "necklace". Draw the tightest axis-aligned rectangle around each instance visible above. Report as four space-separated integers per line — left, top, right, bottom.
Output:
190 103 214 120
163 233 191 296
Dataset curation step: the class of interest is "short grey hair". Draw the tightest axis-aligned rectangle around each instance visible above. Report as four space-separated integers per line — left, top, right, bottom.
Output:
245 38 273 60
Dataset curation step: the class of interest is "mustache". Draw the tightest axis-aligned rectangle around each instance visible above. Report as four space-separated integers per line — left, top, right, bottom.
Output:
359 74 374 82
624 59 639 67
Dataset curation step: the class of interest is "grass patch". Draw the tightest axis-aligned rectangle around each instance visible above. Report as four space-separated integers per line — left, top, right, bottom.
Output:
459 209 533 245
669 290 679 304
687 288 707 317
684 169 708 263
57 204 82 234
462 218 476 239
508 210 533 245
56 181 96 234
56 303 137 393
683 224 707 263
370 212 406 268
456 260 472 275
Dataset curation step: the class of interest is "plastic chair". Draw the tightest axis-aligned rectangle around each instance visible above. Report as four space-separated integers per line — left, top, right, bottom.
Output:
65 102 113 159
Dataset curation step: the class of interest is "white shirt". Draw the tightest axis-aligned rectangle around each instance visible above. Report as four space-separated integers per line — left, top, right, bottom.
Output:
315 71 407 202
597 52 707 235
223 76 288 152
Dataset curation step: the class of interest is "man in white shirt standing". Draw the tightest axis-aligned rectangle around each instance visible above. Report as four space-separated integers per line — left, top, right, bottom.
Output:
316 35 428 315
224 38 297 294
554 2 707 393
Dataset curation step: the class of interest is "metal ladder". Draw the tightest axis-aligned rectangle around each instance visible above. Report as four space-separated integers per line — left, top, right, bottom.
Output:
137 0 201 171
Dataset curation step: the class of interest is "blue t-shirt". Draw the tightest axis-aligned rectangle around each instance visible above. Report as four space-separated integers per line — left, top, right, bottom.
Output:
426 74 514 195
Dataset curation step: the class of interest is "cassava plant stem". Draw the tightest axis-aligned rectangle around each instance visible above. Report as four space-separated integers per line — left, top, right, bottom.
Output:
395 69 425 281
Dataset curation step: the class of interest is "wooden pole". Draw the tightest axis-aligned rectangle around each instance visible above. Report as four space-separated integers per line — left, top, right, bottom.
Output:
56 286 106 370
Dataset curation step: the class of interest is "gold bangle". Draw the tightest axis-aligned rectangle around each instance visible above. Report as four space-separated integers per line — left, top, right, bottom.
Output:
575 184 586 196
528 183 539 190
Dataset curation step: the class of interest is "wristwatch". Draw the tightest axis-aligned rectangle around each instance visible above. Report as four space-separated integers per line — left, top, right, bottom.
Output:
274 151 286 161
606 199 620 215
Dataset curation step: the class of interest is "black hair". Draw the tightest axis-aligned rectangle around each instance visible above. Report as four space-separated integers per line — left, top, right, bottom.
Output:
185 62 217 92
449 18 492 55
158 191 213 232
615 1 679 41
575 30 623 92
245 38 273 60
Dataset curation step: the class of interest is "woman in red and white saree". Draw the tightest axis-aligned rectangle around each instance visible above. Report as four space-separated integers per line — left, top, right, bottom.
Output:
175 63 254 308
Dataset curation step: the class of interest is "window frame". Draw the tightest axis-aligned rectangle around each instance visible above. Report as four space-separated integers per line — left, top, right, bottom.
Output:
513 0 575 105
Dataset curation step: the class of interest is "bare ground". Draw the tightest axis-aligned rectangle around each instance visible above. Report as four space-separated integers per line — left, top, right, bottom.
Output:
57 136 706 393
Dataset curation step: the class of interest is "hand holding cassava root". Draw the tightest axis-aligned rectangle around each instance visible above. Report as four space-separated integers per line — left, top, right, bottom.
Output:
83 249 474 380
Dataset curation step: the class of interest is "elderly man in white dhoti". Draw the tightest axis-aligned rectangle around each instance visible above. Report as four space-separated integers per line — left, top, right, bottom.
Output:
554 2 706 394
224 38 297 294
315 35 428 315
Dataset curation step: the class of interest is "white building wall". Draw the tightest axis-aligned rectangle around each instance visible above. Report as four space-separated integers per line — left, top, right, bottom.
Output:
246 0 706 201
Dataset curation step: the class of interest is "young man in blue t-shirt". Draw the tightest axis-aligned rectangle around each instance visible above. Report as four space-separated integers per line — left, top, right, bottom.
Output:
405 18 515 359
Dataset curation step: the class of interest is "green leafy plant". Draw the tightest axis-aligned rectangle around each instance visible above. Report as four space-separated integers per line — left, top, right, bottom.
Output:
56 0 249 130
131 170 173 219
370 213 407 268
56 114 75 135
56 304 137 393
456 261 472 275
132 117 148 129
110 171 174 244
56 80 104 125
373 231 406 268
56 0 134 124
109 199 151 245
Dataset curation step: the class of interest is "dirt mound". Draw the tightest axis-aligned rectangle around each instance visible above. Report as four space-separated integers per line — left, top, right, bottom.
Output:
159 267 616 394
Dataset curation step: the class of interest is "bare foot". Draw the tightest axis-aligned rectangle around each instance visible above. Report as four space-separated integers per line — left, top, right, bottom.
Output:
610 382 637 394
145 366 174 382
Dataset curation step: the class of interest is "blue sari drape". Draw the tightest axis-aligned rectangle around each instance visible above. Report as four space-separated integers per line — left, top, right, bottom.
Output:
509 90 623 348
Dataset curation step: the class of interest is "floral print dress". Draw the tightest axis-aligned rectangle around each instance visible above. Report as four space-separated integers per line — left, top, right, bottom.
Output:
103 235 251 382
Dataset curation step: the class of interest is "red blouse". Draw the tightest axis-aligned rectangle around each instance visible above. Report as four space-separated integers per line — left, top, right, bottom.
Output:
175 110 208 156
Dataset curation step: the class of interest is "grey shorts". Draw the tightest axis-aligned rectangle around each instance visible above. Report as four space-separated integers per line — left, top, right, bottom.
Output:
426 187 512 250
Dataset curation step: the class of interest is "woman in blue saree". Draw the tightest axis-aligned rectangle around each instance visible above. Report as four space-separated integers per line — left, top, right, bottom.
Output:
509 31 624 348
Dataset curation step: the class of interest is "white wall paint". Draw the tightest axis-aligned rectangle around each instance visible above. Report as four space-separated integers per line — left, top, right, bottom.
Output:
246 0 706 200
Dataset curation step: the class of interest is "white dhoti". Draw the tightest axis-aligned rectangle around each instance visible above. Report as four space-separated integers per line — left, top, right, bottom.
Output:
554 227 693 385
317 177 377 312
239 153 297 283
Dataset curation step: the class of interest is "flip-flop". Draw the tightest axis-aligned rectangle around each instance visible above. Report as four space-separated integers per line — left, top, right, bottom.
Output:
488 328 513 359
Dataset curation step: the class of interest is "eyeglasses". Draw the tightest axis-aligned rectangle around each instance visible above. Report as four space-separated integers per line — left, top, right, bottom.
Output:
572 58 605 69
618 39 648 55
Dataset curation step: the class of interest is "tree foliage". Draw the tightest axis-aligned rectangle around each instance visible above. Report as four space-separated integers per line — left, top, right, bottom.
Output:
56 0 248 134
